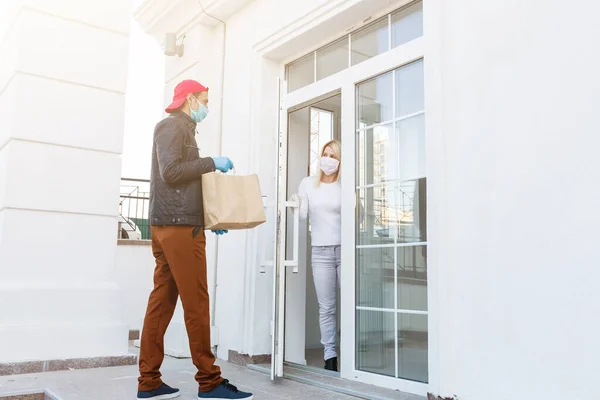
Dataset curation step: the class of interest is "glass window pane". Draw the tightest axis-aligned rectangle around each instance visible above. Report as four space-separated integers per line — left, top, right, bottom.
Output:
358 181 425 246
287 54 314 92
397 313 428 382
392 1 423 48
356 310 395 377
351 17 389 66
316 37 349 81
357 187 395 246
359 184 420 246
393 178 427 243
356 247 395 308
357 124 393 186
358 72 393 126
396 59 424 117
396 113 425 181
397 245 427 310
357 114 424 188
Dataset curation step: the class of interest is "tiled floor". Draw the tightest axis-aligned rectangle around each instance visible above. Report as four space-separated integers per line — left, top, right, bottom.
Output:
0 355 358 400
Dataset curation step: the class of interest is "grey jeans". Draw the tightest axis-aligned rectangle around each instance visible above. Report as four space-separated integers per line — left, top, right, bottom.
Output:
311 245 341 361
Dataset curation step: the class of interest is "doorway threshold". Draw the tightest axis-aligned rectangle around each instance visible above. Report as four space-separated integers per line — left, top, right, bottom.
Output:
247 363 425 400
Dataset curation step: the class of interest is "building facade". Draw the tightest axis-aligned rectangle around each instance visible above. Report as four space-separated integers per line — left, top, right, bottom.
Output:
1 0 599 399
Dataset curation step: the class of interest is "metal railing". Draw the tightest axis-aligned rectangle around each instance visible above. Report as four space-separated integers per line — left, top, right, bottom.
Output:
119 178 151 240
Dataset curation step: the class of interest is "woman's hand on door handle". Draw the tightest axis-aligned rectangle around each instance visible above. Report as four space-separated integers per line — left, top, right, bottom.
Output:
288 194 301 206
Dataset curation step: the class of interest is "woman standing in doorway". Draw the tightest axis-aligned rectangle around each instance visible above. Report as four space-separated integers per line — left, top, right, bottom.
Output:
292 140 342 372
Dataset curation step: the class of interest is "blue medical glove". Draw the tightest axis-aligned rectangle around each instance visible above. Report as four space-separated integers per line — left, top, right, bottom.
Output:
212 157 234 173
212 230 228 235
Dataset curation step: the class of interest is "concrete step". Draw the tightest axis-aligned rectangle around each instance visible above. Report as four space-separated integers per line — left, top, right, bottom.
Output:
247 363 425 400
0 390 61 400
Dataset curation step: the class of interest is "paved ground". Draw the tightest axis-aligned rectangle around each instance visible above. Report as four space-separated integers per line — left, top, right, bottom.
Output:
0 355 358 400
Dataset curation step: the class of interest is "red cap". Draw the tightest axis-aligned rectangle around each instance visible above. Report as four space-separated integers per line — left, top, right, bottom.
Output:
165 80 208 113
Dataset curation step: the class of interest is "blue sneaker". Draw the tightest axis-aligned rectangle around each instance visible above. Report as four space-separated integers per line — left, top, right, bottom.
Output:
137 383 180 399
198 379 253 399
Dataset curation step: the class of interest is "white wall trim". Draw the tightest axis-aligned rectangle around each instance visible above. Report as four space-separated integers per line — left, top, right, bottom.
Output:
134 0 253 39
423 0 443 394
253 0 416 63
252 0 363 56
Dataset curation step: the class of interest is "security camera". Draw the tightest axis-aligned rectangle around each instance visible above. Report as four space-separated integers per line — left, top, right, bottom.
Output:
164 33 185 57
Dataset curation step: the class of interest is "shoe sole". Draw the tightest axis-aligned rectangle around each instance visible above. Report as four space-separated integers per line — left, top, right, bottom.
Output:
137 393 180 400
197 396 253 400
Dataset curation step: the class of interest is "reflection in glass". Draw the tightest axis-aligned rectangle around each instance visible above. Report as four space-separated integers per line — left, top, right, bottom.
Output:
357 179 425 246
357 72 393 126
351 17 389 66
357 187 394 246
396 59 425 117
356 310 395 377
396 114 425 181
397 313 428 382
357 124 394 186
392 1 423 48
356 248 395 308
396 178 426 243
317 37 349 81
397 245 427 311
357 116 424 187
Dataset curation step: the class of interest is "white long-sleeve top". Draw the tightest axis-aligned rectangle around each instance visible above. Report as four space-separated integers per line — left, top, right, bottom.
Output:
298 176 341 246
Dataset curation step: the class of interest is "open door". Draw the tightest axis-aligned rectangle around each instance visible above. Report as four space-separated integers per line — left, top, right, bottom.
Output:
270 79 301 379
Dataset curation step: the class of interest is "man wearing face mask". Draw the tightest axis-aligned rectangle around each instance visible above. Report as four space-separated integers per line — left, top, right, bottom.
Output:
137 80 253 400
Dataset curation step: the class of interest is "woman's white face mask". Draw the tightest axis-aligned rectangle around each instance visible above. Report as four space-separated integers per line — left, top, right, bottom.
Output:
320 157 340 176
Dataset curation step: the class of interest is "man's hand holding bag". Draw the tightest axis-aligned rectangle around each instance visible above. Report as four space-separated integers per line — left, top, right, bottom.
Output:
202 171 266 231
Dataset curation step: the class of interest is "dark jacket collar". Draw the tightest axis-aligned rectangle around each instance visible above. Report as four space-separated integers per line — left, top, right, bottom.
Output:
169 111 197 131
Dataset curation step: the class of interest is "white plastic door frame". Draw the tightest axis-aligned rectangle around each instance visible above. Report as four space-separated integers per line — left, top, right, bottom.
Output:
271 79 303 379
276 37 427 395
270 78 285 380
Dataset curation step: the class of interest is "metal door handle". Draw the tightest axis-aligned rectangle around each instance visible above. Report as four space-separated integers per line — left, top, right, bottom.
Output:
284 200 300 273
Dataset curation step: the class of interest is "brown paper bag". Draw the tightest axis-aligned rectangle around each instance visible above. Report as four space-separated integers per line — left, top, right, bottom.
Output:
202 172 266 230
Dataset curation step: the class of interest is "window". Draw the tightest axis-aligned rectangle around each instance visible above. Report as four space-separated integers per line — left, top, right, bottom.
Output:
351 16 389 66
317 38 349 81
287 53 315 93
355 59 427 383
392 1 423 48
285 1 423 92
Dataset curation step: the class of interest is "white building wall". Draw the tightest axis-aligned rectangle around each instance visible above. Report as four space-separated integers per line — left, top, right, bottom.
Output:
426 0 600 399
0 0 132 362
113 242 155 332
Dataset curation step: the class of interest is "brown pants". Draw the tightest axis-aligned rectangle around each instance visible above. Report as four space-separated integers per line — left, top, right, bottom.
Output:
138 225 222 392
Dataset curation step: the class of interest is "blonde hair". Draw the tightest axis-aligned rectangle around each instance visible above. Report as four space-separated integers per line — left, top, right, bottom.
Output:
315 139 341 188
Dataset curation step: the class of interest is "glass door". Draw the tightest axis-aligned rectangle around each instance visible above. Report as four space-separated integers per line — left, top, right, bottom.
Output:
274 3 425 392
354 59 428 384
271 90 342 378
270 79 303 379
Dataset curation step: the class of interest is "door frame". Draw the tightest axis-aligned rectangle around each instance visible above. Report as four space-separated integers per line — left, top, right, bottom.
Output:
272 37 427 396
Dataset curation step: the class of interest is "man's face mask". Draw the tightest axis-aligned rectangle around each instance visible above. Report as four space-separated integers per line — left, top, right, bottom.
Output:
190 95 209 123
